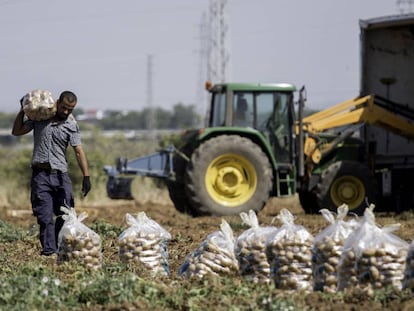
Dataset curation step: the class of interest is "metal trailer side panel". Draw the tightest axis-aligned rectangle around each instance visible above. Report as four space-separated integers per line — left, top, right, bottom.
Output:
359 14 414 164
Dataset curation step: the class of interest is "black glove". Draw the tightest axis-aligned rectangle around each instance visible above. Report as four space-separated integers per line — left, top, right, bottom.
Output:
82 176 91 197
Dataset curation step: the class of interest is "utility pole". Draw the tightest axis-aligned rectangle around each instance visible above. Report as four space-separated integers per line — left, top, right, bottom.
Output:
197 12 209 126
147 54 155 136
196 0 231 126
199 0 231 126
207 0 231 83
219 0 231 82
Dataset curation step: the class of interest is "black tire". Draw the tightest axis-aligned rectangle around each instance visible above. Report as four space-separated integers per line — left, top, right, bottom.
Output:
316 161 377 215
185 135 273 216
166 181 194 215
165 149 194 215
298 190 319 214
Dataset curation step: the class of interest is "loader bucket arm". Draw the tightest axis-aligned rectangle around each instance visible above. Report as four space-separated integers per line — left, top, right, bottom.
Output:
297 95 414 166
301 95 414 140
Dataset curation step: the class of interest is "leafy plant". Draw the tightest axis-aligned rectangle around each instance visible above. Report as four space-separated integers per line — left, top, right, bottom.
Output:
0 220 25 242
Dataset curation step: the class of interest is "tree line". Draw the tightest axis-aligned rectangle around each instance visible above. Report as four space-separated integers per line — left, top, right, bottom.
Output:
0 103 202 130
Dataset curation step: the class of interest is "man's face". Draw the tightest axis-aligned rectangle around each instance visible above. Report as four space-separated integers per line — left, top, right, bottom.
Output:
56 98 76 120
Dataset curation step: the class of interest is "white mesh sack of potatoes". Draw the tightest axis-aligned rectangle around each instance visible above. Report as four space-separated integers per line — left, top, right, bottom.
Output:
235 210 278 284
178 219 239 279
118 212 172 276
21 89 57 120
267 208 315 292
57 207 103 271
312 204 357 293
337 205 409 295
403 240 414 290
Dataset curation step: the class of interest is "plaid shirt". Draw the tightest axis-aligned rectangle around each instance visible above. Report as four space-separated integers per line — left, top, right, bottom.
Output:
25 115 82 172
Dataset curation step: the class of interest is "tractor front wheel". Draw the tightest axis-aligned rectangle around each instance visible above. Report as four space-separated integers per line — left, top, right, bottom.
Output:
185 135 273 216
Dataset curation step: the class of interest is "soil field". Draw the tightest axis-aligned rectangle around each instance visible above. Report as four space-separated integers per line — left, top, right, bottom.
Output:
2 195 414 310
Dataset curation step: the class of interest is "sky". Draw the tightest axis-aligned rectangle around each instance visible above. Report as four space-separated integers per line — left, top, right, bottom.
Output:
0 0 404 114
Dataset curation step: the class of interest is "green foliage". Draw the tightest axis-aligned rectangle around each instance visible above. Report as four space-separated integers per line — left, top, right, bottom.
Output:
89 220 122 239
171 104 201 128
0 220 25 242
159 132 184 148
97 103 201 130
77 272 143 305
0 148 32 189
0 263 303 311
0 112 15 128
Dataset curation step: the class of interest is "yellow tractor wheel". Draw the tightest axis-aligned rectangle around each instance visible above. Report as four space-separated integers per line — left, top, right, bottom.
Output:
205 153 257 207
316 161 377 215
185 135 273 216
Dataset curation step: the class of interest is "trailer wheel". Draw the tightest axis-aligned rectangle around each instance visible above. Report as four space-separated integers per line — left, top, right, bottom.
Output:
316 161 377 215
185 135 273 216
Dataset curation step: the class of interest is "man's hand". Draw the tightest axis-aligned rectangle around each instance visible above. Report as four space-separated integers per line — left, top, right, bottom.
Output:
82 176 91 197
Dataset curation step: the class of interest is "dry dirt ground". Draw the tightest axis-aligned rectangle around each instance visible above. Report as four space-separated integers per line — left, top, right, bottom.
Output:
3 195 414 310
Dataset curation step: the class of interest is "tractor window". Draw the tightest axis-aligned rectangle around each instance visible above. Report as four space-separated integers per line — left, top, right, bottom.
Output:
211 92 226 126
233 93 253 127
274 93 291 162
256 93 274 129
256 92 291 163
275 94 290 131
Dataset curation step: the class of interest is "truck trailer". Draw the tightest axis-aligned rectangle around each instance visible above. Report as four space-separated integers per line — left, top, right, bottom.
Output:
358 13 414 211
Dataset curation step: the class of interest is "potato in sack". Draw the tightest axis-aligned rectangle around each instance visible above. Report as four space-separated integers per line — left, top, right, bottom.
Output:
178 219 238 279
312 204 356 293
21 89 57 121
57 207 102 270
267 208 314 292
338 205 408 295
118 211 171 276
236 210 278 284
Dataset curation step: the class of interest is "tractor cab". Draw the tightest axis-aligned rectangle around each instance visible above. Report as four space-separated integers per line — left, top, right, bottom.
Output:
207 82 296 164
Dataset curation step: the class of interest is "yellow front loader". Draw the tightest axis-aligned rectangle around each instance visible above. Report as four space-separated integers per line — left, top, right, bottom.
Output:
296 91 414 214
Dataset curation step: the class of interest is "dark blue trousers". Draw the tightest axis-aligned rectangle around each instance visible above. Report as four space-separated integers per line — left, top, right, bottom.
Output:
31 169 74 254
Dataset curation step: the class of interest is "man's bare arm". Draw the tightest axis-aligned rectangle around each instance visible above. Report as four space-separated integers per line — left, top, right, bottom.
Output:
12 110 32 136
73 145 90 177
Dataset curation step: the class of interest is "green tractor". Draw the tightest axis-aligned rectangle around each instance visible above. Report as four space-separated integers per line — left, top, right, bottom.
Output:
105 82 300 216
104 82 414 216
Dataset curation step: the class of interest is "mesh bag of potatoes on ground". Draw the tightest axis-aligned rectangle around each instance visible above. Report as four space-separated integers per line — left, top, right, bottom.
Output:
235 210 278 284
57 207 102 270
267 208 314 292
403 240 414 290
337 206 409 295
118 212 171 276
312 204 357 293
21 89 57 121
178 219 239 279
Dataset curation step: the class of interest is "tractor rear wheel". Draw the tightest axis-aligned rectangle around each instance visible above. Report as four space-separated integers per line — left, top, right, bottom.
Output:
185 135 273 216
316 161 377 215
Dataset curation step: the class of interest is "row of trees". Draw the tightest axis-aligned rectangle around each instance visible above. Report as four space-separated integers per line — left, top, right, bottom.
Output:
0 103 203 130
97 104 202 130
